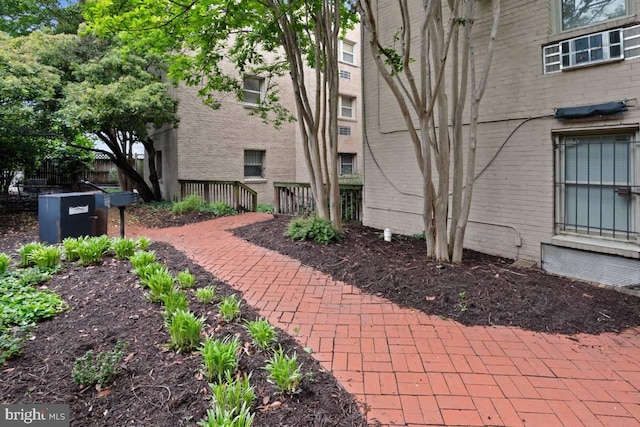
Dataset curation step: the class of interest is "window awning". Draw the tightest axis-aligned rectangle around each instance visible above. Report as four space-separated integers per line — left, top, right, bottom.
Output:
554 101 627 119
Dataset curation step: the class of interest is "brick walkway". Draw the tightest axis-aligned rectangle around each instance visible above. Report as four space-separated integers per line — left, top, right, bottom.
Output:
123 213 640 426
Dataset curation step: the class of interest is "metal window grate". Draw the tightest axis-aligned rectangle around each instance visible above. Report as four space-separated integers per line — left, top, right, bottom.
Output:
555 134 637 241
338 126 351 136
244 150 265 178
339 69 351 80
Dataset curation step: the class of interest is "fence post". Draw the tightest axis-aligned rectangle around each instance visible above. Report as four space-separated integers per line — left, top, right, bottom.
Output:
274 185 280 214
233 184 240 211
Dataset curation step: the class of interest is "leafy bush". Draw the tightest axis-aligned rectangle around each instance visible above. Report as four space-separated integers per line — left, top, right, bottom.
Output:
17 242 45 267
209 375 255 415
145 269 175 303
130 251 157 270
195 286 216 304
197 404 254 427
135 236 151 251
111 237 137 260
219 295 241 322
72 341 127 387
168 309 204 351
0 324 32 363
63 237 85 262
77 236 111 265
177 269 196 289
256 204 274 214
163 290 189 323
285 217 342 244
29 246 62 269
245 319 276 352
135 262 167 285
0 253 10 275
200 336 240 382
208 201 236 217
172 195 207 214
264 347 302 394
1 273 66 328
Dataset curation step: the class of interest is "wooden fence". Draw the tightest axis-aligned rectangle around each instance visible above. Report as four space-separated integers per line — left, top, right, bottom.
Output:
274 182 363 223
179 180 257 212
26 154 143 186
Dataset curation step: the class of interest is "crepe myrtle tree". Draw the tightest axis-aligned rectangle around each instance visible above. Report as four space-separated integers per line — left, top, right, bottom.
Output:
84 0 357 229
357 0 500 263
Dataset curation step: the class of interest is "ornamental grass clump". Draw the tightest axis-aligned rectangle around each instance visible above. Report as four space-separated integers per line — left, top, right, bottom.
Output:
146 269 175 303
219 295 241 322
285 217 342 244
0 253 10 275
209 375 255 416
135 236 151 251
177 269 196 289
163 290 189 324
130 251 157 271
168 309 204 352
72 341 127 388
195 286 216 304
200 336 241 383
197 404 254 427
111 237 137 260
264 347 302 394
245 319 276 352
17 242 45 267
29 246 62 269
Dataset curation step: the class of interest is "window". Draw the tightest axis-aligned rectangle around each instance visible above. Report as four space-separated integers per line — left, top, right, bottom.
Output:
339 153 356 176
244 150 265 178
339 69 351 80
339 96 355 119
243 77 263 105
555 133 637 241
338 126 351 136
155 151 163 180
339 40 355 64
560 0 627 31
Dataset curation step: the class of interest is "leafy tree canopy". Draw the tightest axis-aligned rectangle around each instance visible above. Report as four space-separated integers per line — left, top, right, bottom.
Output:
0 0 84 35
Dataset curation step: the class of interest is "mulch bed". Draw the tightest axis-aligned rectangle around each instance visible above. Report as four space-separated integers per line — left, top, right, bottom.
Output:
0 211 367 427
232 216 640 335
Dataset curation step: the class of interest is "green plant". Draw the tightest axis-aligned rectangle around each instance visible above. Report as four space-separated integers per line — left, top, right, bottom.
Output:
172 195 207 214
136 262 168 285
17 242 45 267
72 341 127 387
16 267 51 287
209 374 255 414
200 336 241 382
145 269 175 303
245 319 276 351
256 204 274 214
163 290 189 323
177 269 196 289
208 201 237 217
130 251 157 271
0 253 10 275
219 295 241 322
458 291 468 313
197 403 254 427
285 217 342 244
264 347 302 394
111 237 137 259
77 236 111 265
29 246 62 269
62 237 85 262
196 286 216 304
135 236 151 251
168 309 204 351
0 324 32 363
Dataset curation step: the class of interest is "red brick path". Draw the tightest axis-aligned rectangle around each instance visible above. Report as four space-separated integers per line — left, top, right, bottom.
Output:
121 213 640 427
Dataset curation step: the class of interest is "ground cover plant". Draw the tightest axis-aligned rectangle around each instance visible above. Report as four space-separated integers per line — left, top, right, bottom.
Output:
0 210 367 427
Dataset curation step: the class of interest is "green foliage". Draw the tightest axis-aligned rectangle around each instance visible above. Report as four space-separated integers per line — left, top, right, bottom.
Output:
264 347 302 394
63 236 86 262
209 201 236 217
16 267 51 287
177 269 196 289
256 204 274 214
209 375 256 415
135 262 168 286
136 236 152 251
285 217 342 244
245 319 276 352
17 242 45 267
199 336 241 383
195 286 216 304
218 295 241 322
168 309 204 352
0 324 32 363
145 269 175 303
29 246 62 269
111 237 137 260
197 404 255 427
162 290 189 324
77 236 111 265
172 195 207 214
50 136 95 182
0 253 10 275
130 250 157 270
72 341 127 388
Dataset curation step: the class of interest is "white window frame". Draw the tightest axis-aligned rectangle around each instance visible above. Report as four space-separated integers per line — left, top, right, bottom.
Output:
244 150 265 179
556 0 629 32
243 76 264 106
339 95 355 120
339 153 356 176
339 40 355 64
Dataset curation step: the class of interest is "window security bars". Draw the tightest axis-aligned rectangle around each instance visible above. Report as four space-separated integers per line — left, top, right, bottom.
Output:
339 69 351 80
244 150 265 178
338 126 351 136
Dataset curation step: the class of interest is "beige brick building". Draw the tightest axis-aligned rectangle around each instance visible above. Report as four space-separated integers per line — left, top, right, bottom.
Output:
362 1 640 286
151 26 362 207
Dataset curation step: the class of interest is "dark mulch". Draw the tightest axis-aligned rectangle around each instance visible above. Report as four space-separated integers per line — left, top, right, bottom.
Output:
0 210 367 427
233 216 640 335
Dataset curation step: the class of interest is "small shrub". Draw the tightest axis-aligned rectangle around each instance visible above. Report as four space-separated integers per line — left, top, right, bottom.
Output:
197 404 254 427
0 325 32 364
130 251 157 270
264 347 302 394
177 269 196 289
77 236 111 265
285 217 342 244
0 253 11 275
29 246 62 269
219 295 241 322
17 242 45 267
62 237 85 262
209 201 236 217
136 236 151 251
256 204 274 214
136 262 168 285
196 286 216 304
210 374 256 415
163 290 189 323
172 195 206 214
200 336 241 382
72 341 127 388
146 270 175 303
168 309 204 351
111 237 137 260
245 319 276 352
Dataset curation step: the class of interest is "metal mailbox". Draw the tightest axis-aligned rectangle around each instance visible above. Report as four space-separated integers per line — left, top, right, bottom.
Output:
38 192 97 244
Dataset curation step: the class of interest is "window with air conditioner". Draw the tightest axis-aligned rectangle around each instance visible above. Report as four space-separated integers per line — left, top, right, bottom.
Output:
243 76 264 105
244 150 265 179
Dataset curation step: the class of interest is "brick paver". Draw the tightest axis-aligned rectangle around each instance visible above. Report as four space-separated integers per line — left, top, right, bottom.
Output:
122 213 640 426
